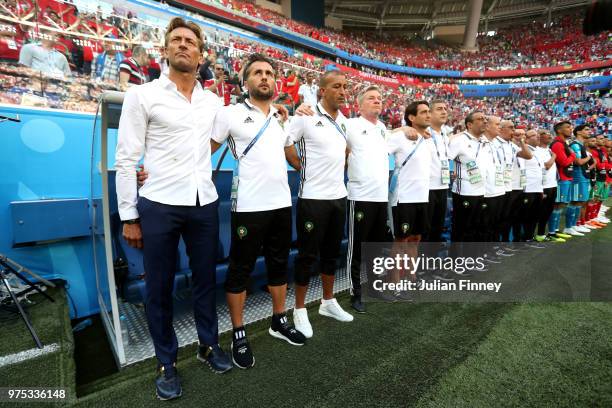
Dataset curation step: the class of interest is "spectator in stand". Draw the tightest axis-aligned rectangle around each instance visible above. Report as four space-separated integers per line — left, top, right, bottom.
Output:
119 45 149 90
148 55 161 80
284 69 299 105
298 71 318 106
203 61 238 106
92 40 124 83
19 33 71 78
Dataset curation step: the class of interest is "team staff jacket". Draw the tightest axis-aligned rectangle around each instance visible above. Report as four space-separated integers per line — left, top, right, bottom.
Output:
550 136 576 181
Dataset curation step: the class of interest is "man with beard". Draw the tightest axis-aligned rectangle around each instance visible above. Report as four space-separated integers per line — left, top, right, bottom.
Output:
534 129 563 242
549 121 579 238
285 70 353 338
210 54 306 369
116 17 231 400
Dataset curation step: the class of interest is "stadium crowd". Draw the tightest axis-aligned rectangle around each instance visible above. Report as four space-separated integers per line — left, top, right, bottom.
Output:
210 0 611 71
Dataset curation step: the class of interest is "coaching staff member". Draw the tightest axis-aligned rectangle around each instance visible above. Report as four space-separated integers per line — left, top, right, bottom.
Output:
116 17 231 401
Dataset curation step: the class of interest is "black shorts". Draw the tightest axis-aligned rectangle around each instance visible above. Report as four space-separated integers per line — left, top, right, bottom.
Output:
224 207 292 293
294 197 347 285
392 202 430 238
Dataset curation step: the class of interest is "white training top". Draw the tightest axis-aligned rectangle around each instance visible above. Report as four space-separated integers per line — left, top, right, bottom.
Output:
346 116 389 202
483 136 506 198
524 145 544 193
387 131 432 204
448 131 488 197
427 126 451 190
535 146 559 189
116 74 221 221
510 141 526 191
287 102 348 200
493 136 515 193
211 99 293 212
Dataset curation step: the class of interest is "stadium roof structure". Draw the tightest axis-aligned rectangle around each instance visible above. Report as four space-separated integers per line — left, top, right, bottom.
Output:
325 0 592 33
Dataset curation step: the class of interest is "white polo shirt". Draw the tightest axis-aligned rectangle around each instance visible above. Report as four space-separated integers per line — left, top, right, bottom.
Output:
427 126 451 190
511 142 525 191
524 145 544 193
211 99 293 212
287 103 348 200
448 131 488 197
346 117 389 202
387 131 432 205
116 74 221 221
482 136 506 198
535 146 558 189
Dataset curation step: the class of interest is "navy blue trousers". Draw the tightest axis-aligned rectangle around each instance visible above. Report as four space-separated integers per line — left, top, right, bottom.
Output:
138 197 219 366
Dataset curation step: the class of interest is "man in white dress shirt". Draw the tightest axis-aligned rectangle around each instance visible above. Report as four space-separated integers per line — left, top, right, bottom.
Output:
115 17 231 400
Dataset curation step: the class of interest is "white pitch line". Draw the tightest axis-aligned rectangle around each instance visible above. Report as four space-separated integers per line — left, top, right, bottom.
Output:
0 343 59 368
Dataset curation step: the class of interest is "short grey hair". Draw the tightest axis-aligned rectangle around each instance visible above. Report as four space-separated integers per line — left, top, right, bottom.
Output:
357 85 381 106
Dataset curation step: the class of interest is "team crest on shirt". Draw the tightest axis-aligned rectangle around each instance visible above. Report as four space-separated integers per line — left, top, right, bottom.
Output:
244 116 254 124
237 226 248 239
356 211 364 222
361 130 367 135
315 121 324 127
380 129 385 138
305 221 314 232
341 124 347 133
401 223 410 233
463 201 470 208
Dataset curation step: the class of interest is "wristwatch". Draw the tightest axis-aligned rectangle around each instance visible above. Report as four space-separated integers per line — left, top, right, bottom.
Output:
123 218 140 225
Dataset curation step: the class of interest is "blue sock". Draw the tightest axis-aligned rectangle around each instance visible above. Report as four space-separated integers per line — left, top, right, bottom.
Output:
565 206 574 229
548 209 561 233
568 206 579 228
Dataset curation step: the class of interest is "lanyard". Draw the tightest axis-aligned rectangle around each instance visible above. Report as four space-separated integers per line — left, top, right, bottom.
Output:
528 146 542 168
239 115 272 159
464 133 482 159
317 105 346 141
430 127 447 159
398 136 424 170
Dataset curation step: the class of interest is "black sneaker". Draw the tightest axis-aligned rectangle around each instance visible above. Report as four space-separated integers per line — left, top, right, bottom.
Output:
350 295 366 314
269 313 306 345
155 363 182 400
231 327 255 369
197 344 232 374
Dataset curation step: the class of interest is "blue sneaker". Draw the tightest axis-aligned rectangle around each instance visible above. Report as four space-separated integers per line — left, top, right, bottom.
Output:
197 344 232 374
155 364 182 400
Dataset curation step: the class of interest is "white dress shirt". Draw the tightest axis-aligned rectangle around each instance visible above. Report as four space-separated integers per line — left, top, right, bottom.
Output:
115 74 222 220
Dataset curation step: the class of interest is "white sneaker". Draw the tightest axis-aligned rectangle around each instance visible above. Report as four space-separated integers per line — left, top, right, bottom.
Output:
293 308 313 338
319 298 354 322
575 225 590 233
563 227 584 237
583 223 598 229
596 216 610 223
